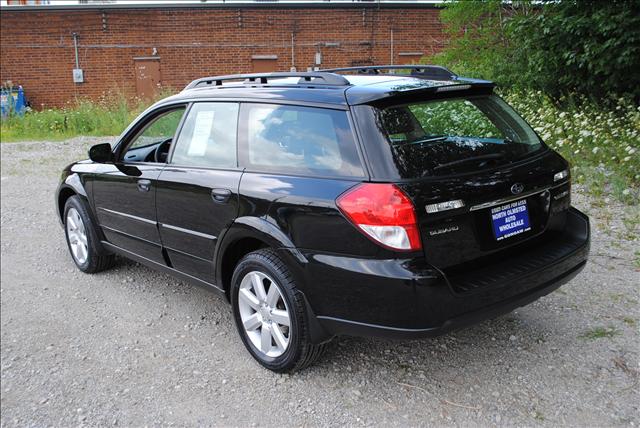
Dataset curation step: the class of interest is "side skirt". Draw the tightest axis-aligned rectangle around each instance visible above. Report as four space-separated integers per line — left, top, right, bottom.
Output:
101 241 226 297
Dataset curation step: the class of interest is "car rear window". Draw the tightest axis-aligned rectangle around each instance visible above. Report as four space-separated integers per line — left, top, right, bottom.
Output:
241 104 363 177
375 95 544 177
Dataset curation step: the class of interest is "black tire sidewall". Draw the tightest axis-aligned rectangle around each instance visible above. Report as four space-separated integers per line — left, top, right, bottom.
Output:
230 251 303 372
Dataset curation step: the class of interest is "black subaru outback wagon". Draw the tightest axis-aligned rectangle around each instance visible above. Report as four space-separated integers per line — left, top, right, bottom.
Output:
56 65 590 372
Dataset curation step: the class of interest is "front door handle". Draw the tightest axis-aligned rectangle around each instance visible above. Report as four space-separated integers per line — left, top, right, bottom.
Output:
137 179 151 192
211 188 232 203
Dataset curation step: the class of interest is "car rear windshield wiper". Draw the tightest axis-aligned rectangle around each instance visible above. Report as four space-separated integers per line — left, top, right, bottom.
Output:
392 136 449 146
433 153 505 172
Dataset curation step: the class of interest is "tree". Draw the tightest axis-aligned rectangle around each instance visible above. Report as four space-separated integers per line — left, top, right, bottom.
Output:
434 0 640 101
510 0 640 101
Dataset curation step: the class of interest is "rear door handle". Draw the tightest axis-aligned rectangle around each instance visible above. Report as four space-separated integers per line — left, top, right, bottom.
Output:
211 188 232 203
137 179 151 192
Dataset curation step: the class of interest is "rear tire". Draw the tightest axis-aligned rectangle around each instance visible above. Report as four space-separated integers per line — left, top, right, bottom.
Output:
231 248 327 372
63 195 115 273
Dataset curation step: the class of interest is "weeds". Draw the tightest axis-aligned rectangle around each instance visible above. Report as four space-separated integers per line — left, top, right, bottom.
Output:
0 89 176 142
503 91 639 206
622 317 636 327
580 326 621 340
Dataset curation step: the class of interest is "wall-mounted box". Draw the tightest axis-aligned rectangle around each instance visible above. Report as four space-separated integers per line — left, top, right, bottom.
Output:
72 68 84 83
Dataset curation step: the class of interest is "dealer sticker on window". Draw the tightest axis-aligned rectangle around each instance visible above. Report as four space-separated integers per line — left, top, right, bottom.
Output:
491 199 531 241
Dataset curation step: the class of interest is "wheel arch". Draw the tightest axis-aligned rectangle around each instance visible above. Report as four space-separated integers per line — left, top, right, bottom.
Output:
215 217 307 301
57 186 78 220
56 172 90 221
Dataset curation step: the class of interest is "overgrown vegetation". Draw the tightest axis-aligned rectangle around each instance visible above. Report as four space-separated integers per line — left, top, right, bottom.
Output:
503 91 639 203
435 0 640 101
432 0 639 206
0 90 175 142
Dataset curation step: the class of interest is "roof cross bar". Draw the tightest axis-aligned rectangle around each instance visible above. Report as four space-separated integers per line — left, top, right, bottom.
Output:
184 72 350 90
322 65 458 80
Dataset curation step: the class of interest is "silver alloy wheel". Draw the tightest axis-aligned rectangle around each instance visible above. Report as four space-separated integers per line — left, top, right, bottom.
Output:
66 207 88 264
238 271 291 358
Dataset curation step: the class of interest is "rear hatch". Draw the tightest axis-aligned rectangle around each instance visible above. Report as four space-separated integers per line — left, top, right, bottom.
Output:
354 90 572 271
399 151 569 270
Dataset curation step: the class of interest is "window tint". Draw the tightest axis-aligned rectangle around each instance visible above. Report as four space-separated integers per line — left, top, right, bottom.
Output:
125 108 185 156
171 103 239 168
376 95 543 177
242 104 363 177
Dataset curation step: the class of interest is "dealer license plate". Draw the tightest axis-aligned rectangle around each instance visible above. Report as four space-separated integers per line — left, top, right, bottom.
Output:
490 199 531 241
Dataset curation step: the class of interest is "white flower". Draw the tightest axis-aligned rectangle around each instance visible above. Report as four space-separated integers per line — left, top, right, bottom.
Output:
622 189 631 196
623 156 631 162
592 147 599 154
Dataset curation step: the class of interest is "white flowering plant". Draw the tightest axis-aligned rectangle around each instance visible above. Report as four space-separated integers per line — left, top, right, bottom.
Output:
502 91 639 205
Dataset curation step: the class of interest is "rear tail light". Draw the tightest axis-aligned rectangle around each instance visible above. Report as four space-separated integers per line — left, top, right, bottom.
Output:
336 183 422 251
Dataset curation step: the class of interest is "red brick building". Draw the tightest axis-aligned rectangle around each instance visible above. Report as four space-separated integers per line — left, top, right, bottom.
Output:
0 2 447 108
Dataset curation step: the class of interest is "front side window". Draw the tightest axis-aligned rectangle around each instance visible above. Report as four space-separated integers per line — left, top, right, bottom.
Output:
242 104 363 177
376 95 544 177
125 108 186 158
171 103 239 168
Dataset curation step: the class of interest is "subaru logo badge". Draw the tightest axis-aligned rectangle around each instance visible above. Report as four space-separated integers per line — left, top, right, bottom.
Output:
511 183 525 195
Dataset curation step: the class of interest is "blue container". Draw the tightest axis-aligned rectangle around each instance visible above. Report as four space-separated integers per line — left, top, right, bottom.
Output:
1 85 26 118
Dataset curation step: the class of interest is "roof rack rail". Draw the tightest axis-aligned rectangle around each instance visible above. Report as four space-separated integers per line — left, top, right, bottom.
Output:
184 72 350 90
321 65 458 80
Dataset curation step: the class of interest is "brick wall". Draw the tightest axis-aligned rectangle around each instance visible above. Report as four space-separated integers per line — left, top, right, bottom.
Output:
0 5 447 108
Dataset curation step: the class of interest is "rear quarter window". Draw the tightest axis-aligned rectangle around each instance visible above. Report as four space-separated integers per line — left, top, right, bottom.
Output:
240 104 363 177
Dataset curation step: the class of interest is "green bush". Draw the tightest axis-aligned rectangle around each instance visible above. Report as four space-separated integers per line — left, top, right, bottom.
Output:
434 0 640 101
509 0 640 101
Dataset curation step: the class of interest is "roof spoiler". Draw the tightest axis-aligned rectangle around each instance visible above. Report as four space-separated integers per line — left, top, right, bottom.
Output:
322 65 458 81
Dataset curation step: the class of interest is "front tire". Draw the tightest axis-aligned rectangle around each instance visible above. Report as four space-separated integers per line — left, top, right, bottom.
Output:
63 195 115 273
231 249 327 372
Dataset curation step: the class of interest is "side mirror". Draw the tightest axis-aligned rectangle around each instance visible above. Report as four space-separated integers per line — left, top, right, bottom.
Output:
88 143 114 163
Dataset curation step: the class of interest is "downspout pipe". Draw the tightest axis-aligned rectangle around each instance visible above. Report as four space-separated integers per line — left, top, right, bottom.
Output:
72 32 80 69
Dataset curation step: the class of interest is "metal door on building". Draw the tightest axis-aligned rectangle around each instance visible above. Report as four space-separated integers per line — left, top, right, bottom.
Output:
251 55 278 73
134 57 161 99
398 53 424 65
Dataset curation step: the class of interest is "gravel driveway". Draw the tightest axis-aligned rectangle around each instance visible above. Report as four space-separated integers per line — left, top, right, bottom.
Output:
1 137 638 427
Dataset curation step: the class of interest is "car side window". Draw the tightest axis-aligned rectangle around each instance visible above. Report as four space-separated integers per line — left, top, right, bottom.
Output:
123 107 186 162
240 103 363 177
170 103 239 168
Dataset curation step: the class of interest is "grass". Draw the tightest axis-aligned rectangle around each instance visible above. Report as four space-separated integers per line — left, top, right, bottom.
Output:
580 326 621 340
0 89 176 142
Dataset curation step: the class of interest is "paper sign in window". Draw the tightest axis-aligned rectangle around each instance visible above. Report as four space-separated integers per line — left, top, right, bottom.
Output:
187 110 215 156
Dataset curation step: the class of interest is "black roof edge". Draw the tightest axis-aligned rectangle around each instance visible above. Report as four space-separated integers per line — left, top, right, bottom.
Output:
1 2 444 12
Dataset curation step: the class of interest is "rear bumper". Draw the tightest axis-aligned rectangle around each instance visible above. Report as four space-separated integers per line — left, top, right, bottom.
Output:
316 259 585 339
287 207 590 342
